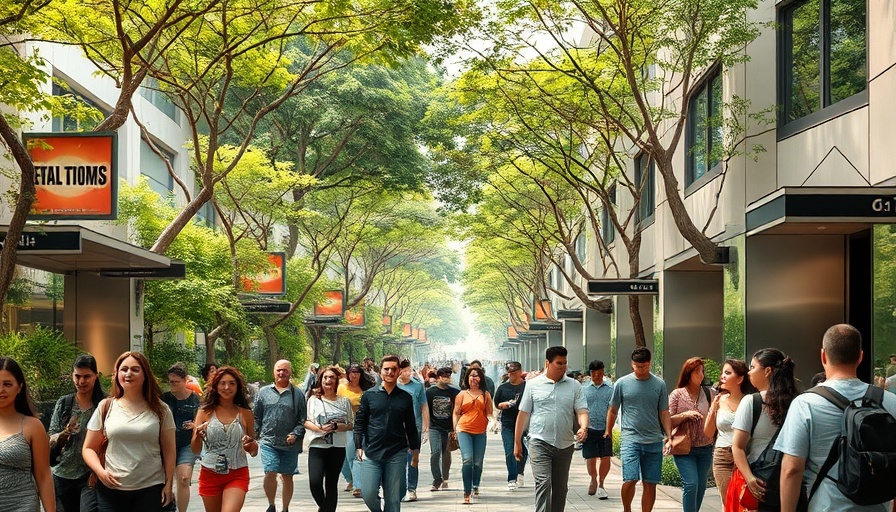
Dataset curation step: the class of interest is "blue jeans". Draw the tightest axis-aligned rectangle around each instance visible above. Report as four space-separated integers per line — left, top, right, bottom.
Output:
405 429 421 491
501 427 527 482
362 451 407 512
673 444 713 512
342 433 362 490
429 429 452 486
457 432 486 495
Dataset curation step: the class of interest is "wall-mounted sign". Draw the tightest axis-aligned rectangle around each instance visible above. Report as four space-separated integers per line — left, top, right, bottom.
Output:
418 328 427 341
746 188 896 232
507 325 519 338
534 299 553 320
314 290 344 316
100 261 186 279
241 252 286 294
528 321 562 331
402 323 412 337
242 300 291 314
345 303 365 326
0 230 81 254
24 132 118 220
587 279 659 295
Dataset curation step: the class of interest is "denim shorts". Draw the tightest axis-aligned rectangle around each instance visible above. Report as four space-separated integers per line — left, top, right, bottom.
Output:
582 429 613 459
260 444 299 474
620 440 663 484
177 444 199 466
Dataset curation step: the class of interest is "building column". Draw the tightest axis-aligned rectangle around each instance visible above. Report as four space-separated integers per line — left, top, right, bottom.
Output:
562 320 584 372
583 308 611 370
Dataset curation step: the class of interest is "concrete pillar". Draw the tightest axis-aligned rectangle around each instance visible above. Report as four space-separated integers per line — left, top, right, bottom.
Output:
563 320 584 372
583 308 611 369
64 272 135 375
613 295 654 381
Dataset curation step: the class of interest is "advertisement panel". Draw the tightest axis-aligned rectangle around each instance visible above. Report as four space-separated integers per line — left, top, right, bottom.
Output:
418 328 426 341
241 252 286 295
24 132 118 219
315 290 344 316
534 299 553 320
402 323 412 337
345 303 365 326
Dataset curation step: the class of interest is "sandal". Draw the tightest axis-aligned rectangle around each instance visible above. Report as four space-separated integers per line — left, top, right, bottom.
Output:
353 489 362 498
463 494 472 504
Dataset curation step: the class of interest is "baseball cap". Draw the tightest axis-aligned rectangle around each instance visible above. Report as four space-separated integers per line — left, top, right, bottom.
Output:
506 361 522 372
437 367 453 377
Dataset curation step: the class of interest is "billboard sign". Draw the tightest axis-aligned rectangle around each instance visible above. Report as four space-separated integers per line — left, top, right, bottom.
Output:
241 252 286 295
315 290 344 316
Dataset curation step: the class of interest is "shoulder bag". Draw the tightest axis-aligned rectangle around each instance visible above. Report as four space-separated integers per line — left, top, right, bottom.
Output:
87 398 113 488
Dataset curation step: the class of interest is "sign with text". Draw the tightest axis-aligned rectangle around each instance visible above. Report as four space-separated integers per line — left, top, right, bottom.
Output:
587 279 659 295
24 132 118 220
241 252 286 295
314 290 344 316
528 321 562 331
0 230 81 254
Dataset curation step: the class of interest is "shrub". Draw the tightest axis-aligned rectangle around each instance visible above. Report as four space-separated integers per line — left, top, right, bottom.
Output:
146 340 198 380
0 326 82 401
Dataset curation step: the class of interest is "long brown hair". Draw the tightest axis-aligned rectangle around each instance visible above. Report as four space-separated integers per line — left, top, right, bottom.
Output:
200 366 251 411
0 357 37 416
462 367 486 391
675 357 705 389
111 351 166 421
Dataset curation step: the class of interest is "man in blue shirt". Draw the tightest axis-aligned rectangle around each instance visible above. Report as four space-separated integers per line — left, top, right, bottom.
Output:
397 359 429 502
515 346 589 512
605 348 672 512
354 355 421 512
582 359 613 499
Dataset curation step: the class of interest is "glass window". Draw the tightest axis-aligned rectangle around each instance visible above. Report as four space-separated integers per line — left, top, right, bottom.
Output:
140 77 179 122
575 229 586 263
51 82 104 132
686 70 722 185
636 153 656 224
782 0 866 125
140 139 175 200
600 184 616 245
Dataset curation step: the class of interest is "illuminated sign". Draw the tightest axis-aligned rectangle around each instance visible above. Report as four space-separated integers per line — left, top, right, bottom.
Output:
241 252 286 295
345 303 365 326
314 290 344 316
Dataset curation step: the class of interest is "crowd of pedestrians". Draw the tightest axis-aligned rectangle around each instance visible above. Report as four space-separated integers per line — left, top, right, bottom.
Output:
2 322 896 512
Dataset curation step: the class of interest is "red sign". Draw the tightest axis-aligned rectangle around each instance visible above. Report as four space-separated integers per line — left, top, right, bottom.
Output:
25 133 118 219
402 323 412 337
345 304 365 326
315 290 344 316
241 253 286 295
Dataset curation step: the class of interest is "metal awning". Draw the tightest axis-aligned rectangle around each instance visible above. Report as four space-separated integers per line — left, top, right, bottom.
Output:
1 225 174 274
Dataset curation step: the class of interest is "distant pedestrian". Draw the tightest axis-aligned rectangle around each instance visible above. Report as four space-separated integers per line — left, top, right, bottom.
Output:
304 366 353 512
426 367 459 491
515 346 588 512
777 324 896 512
397 359 429 502
301 363 320 394
161 363 201 512
703 359 754 506
191 366 258 512
581 359 613 500
728 349 798 511
494 361 527 491
453 366 493 504
200 363 218 386
354 355 420 512
669 357 715 512
604 348 673 512
254 360 307 512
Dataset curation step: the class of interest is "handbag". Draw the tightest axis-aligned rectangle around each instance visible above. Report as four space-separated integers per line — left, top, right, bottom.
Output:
669 426 691 456
88 398 113 488
447 432 460 452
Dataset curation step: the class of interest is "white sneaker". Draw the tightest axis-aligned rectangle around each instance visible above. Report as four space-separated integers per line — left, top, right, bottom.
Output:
507 481 517 491
596 487 609 500
407 490 418 502
517 475 524 487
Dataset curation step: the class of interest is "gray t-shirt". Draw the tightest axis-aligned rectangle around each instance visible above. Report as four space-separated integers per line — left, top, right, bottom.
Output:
610 373 668 444
774 379 896 512
583 380 613 431
731 391 777 463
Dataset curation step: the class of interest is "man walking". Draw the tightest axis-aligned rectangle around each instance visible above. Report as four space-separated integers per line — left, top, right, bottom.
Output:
582 359 613 499
494 360 527 490
397 359 429 502
777 324 896 512
605 347 672 512
426 367 459 491
355 355 421 512
515 346 588 512
255 360 308 512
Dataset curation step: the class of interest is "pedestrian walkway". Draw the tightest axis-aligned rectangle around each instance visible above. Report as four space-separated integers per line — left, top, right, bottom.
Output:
186 432 722 511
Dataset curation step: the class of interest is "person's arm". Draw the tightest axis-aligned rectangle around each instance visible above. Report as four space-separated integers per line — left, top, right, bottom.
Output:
452 391 465 432
47 396 65 444
604 405 618 438
513 410 530 460
160 409 176 507
780 454 806 512
292 390 307 437
240 409 259 456
732 428 764 497
405 395 420 467
704 393 723 438
660 409 673 454
484 391 494 418
253 390 265 440
82 400 120 488
27 417 56 512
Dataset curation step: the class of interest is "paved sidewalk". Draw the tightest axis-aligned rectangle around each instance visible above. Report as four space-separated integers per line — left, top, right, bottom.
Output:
185 431 723 511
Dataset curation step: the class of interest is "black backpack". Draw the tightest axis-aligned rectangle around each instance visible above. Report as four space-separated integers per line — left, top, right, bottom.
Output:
745 393 807 510
806 384 896 506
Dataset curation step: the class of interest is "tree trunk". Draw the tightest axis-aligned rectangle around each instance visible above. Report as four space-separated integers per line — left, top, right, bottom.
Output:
205 332 216 364
151 187 213 253
0 115 37 313
263 325 280 363
628 295 646 348
332 331 343 365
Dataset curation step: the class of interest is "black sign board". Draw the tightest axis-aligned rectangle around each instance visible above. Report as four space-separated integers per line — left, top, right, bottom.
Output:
0 230 81 254
588 279 659 295
527 321 562 331
244 301 291 314
746 192 896 231
100 261 186 279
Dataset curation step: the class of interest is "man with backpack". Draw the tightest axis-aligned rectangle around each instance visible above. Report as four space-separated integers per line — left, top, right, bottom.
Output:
777 323 896 512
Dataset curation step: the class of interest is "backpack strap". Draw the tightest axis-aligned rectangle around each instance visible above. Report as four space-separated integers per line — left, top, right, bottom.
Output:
803 385 851 503
863 383 885 407
750 392 762 436
60 393 76 429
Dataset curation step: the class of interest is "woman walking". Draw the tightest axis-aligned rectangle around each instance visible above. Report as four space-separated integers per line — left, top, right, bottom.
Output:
728 349 798 512
338 363 371 498
191 366 258 512
305 366 353 512
453 366 492 504
161 364 201 512
704 359 754 506
83 351 176 512
669 357 715 512
49 354 105 512
0 356 56 512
